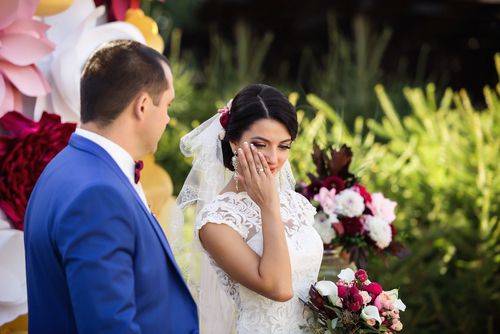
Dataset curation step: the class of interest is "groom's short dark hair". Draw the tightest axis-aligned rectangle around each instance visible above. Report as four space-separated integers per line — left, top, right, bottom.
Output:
80 40 170 126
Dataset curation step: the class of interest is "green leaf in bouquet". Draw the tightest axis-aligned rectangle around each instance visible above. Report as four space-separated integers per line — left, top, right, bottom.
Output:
331 318 338 329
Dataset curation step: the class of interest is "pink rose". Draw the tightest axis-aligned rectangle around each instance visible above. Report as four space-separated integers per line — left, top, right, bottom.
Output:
391 320 403 331
359 291 372 304
374 292 394 311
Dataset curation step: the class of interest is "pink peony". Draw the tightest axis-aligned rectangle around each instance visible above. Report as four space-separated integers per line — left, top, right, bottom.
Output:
314 187 336 215
374 292 394 311
367 192 397 223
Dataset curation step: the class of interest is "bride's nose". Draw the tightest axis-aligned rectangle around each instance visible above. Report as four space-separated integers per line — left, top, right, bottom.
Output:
264 147 278 165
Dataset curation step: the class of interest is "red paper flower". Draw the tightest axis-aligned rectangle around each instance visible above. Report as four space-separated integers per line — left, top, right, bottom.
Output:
0 111 76 230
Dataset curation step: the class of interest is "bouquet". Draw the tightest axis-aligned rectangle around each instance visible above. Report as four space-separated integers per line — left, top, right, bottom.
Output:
296 144 405 267
302 268 406 334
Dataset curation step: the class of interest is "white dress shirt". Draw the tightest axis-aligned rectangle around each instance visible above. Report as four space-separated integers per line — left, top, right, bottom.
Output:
75 128 149 209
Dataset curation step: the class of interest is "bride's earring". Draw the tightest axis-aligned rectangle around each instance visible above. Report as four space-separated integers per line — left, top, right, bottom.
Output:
231 151 239 191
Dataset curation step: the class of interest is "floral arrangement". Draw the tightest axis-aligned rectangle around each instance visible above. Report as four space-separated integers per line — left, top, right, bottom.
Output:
296 144 405 267
0 111 76 230
302 268 406 334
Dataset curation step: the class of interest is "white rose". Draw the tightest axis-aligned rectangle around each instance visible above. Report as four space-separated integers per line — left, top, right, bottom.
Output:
313 212 338 244
365 215 392 249
337 268 355 283
334 189 365 217
361 305 382 324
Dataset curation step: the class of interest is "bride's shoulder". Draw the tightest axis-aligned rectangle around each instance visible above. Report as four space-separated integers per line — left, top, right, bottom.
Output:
196 191 258 239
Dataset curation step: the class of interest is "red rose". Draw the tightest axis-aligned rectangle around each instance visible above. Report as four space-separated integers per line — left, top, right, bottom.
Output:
355 269 368 282
0 111 76 230
363 282 383 299
341 217 364 236
336 283 348 299
322 176 346 191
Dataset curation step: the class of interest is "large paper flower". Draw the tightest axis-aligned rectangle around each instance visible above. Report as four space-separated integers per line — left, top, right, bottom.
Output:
0 111 76 230
34 0 145 122
0 211 27 326
0 0 54 116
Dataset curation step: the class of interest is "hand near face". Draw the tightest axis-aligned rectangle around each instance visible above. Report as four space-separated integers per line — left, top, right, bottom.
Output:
236 142 279 210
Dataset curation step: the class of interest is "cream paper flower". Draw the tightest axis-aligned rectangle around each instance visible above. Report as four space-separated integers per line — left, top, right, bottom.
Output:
34 0 145 122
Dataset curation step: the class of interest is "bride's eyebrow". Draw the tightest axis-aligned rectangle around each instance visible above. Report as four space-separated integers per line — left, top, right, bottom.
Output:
250 136 292 143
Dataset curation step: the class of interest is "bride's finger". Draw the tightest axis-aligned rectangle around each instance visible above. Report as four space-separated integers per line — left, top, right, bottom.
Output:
237 148 251 179
257 152 271 177
244 143 259 179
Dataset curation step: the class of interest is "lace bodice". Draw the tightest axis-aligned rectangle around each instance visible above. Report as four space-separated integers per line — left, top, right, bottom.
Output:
195 189 324 334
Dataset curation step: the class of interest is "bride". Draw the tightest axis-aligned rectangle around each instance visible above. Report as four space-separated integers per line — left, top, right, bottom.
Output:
176 84 323 333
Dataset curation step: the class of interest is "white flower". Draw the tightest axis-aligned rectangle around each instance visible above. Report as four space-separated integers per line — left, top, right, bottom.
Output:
361 305 382 324
315 280 338 296
367 193 397 223
0 213 27 325
365 215 392 249
393 299 406 312
337 268 355 283
334 189 365 217
315 281 343 307
313 212 338 244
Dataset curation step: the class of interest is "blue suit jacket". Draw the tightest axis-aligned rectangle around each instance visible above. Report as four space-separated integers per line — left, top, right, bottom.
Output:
24 134 198 333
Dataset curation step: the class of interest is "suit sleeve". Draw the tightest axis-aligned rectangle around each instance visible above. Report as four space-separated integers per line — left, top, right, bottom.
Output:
54 184 141 334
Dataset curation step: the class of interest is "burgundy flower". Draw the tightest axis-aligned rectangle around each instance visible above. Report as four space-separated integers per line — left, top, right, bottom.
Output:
355 269 368 283
363 282 383 299
308 285 325 309
94 0 131 21
305 180 322 200
345 290 363 312
341 217 364 236
322 175 346 191
354 183 372 204
0 111 76 230
337 283 348 299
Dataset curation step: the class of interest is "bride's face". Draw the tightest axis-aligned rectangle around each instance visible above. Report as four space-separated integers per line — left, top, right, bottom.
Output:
231 118 292 176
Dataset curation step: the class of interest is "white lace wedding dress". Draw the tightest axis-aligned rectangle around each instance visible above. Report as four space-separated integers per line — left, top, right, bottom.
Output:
195 188 324 334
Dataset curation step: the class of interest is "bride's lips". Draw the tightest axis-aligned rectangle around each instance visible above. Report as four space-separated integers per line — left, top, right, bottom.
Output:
269 166 277 174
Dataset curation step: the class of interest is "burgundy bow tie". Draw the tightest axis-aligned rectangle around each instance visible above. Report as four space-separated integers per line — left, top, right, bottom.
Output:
134 160 144 184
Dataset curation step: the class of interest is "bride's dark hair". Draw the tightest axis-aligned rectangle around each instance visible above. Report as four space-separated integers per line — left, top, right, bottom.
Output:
221 84 298 171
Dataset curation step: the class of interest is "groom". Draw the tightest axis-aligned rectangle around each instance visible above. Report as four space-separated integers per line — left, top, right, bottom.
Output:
24 40 198 333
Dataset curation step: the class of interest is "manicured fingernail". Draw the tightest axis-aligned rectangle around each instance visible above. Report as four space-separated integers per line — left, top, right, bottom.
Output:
238 148 243 152
250 144 256 150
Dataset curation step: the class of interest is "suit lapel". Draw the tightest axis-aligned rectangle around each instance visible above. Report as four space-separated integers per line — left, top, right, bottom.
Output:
69 134 188 288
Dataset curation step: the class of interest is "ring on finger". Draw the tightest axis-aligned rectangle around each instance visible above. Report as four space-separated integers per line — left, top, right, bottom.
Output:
257 167 264 174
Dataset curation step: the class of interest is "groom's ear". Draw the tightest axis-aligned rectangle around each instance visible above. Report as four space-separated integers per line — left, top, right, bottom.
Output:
132 92 149 120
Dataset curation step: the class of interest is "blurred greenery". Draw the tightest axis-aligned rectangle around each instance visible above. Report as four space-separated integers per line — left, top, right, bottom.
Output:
148 8 499 332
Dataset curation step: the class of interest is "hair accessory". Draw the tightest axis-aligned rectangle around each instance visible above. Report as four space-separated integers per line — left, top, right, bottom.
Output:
217 99 233 129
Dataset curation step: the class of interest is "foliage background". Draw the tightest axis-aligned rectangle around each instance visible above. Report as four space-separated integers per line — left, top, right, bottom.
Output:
146 1 499 332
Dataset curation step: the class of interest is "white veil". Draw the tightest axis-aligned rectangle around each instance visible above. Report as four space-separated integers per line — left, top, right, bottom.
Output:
171 112 297 333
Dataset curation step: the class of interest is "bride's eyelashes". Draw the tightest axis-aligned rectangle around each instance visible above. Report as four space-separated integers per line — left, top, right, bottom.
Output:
250 142 292 150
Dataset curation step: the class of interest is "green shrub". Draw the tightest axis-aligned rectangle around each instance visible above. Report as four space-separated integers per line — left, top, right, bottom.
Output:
292 54 500 333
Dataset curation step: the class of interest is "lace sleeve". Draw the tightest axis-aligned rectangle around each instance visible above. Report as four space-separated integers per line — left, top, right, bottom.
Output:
195 193 260 240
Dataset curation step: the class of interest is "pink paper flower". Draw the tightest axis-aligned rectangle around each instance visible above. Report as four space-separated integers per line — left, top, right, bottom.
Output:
0 0 54 115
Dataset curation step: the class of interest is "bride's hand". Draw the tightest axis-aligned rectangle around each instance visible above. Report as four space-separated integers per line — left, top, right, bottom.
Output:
236 142 278 210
